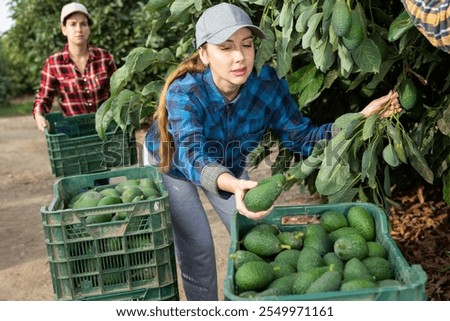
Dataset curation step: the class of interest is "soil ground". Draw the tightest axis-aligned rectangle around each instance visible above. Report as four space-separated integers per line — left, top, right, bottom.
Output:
0 115 448 301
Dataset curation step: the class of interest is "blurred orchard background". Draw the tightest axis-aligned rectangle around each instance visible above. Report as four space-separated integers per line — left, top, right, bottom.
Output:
0 0 448 300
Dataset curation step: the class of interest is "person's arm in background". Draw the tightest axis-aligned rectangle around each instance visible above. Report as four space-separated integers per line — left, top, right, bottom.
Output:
401 0 450 53
32 58 58 131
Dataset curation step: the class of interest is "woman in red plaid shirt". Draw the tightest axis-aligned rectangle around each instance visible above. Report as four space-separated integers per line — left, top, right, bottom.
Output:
32 2 116 131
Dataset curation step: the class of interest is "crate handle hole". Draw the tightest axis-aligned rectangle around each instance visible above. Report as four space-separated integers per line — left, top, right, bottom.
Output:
281 215 320 225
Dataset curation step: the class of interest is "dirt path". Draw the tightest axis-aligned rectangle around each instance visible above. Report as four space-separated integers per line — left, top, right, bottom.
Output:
0 116 55 300
0 115 311 301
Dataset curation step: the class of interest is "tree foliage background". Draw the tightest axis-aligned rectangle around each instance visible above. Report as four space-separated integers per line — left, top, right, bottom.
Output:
1 0 449 209
0 0 156 103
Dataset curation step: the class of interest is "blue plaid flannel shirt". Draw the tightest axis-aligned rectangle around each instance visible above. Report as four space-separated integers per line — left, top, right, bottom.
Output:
145 65 333 196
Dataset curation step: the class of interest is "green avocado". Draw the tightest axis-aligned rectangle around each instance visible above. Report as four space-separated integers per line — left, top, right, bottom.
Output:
244 174 286 212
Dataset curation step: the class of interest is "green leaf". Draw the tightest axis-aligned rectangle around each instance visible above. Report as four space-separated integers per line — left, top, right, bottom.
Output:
109 65 130 96
388 10 414 42
328 187 359 203
348 72 370 91
134 50 159 72
444 170 450 205
255 14 276 72
194 0 202 11
328 23 340 51
386 122 408 163
272 147 293 174
312 36 335 73
287 140 326 180
109 47 155 95
247 0 271 5
159 48 176 62
275 29 293 78
315 137 352 195
112 89 139 131
384 164 392 197
288 63 317 94
337 43 353 77
385 122 400 141
393 140 408 164
322 0 337 21
327 174 359 203
146 0 172 11
352 39 381 73
362 114 378 140
334 113 364 139
358 184 369 202
96 98 114 140
169 0 195 20
295 2 318 33
302 12 323 49
129 103 144 129
370 184 382 207
403 134 434 184
323 69 339 90
335 112 364 129
247 131 276 169
279 1 293 29
361 137 379 187
298 73 323 107
315 157 350 195
366 59 399 90
382 143 400 168
142 80 163 96
437 105 450 136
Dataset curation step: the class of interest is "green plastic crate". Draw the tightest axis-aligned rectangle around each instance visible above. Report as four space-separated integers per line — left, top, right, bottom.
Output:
78 283 179 301
40 166 178 301
44 112 138 177
224 203 427 301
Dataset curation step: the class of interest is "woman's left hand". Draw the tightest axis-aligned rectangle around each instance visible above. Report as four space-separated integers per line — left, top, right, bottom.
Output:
360 90 402 119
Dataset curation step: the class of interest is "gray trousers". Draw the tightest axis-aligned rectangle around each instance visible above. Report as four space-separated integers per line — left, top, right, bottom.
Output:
143 147 246 300
162 173 239 300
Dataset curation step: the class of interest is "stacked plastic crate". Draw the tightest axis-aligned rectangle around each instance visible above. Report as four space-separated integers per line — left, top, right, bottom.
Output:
40 165 178 300
44 112 137 177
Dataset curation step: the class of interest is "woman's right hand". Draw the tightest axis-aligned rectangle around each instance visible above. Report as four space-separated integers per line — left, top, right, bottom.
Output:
217 172 274 220
34 113 48 132
235 179 274 220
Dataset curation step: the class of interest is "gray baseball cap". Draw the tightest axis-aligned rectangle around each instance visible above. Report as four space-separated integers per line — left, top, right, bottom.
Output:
195 3 265 49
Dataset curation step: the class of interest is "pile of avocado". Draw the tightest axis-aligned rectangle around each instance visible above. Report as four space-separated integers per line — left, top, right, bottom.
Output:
65 178 161 224
231 206 401 298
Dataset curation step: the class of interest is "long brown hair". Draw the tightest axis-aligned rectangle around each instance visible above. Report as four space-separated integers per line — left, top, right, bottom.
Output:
153 52 206 173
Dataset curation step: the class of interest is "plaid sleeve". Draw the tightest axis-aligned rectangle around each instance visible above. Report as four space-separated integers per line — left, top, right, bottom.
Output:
402 0 450 53
201 163 233 199
269 76 334 156
32 58 58 116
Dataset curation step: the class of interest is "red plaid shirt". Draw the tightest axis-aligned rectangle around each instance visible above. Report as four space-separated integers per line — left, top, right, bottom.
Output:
33 44 116 117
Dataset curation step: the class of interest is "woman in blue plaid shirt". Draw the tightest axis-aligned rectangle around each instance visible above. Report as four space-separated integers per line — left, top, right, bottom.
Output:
144 3 400 300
